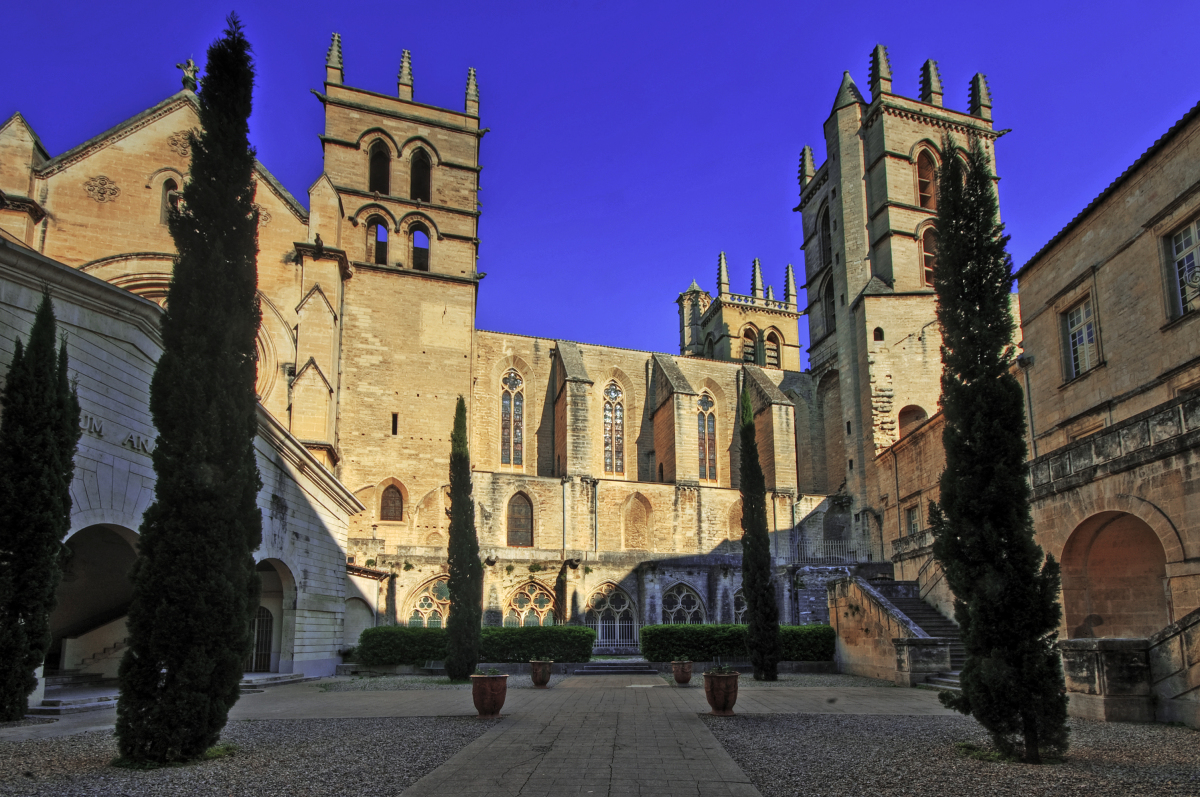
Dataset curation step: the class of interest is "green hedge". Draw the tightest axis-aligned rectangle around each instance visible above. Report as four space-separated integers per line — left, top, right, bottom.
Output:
356 625 596 666
639 624 835 662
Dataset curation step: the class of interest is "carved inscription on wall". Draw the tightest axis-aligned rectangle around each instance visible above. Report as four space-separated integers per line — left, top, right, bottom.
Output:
167 130 192 157
83 176 121 203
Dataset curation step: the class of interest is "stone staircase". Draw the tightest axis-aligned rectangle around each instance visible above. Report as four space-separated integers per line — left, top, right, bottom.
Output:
31 671 119 715
885 585 963 692
573 659 659 675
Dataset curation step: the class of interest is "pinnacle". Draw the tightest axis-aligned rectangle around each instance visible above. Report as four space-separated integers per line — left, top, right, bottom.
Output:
832 71 865 113
398 49 413 86
466 68 479 101
920 60 944 106
326 32 343 69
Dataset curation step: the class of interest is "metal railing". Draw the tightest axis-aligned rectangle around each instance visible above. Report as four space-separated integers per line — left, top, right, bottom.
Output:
783 539 882 565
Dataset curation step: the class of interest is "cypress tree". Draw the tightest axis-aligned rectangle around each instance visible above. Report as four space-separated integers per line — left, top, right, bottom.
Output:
929 135 1068 763
445 395 483 680
738 384 780 680
0 291 81 721
116 15 263 763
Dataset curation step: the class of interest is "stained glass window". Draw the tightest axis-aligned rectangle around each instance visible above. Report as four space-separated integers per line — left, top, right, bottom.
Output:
662 583 706 624
501 370 524 466
507 493 533 547
408 578 451 628
380 485 403 521
698 394 716 481
503 581 556 626
603 382 624 474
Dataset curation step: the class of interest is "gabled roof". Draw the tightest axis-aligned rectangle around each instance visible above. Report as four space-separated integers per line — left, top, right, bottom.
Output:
255 159 309 222
0 112 50 161
1017 98 1200 279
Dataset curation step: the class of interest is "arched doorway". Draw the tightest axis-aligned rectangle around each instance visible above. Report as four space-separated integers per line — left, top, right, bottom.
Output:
254 558 296 672
1060 511 1169 638
245 606 274 672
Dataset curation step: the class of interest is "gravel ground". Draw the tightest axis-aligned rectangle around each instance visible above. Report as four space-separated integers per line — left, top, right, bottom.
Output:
0 715 499 796
660 672 894 688
0 720 54 730
320 673 567 692
703 713 1200 796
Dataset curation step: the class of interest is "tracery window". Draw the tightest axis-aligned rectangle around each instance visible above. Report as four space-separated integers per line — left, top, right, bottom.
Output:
411 224 430 271
733 588 747 624
764 332 781 368
380 485 403 521
916 150 937 210
500 370 524 466
368 140 390 194
661 583 705 625
1170 219 1200 317
920 229 937 287
504 581 555 626
585 584 638 648
507 493 533 547
741 328 758 363
697 394 717 482
603 382 624 475
407 578 450 628
410 149 432 202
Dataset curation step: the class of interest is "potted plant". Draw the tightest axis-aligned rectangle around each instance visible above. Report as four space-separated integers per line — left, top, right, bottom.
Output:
471 668 508 717
671 660 693 685
530 660 554 688
703 664 739 715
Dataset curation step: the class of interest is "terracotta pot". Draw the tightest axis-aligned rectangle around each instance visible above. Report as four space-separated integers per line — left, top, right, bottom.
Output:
703 671 739 715
671 661 693 685
530 660 553 688
471 674 509 717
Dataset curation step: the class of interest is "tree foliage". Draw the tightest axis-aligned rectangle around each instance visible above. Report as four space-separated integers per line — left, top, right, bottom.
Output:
0 291 80 721
444 395 483 680
929 135 1068 763
116 14 263 763
738 384 780 680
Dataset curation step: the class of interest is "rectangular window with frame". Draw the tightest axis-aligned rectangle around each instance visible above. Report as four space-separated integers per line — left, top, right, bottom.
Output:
905 506 920 537
1169 219 1200 317
1063 298 1098 379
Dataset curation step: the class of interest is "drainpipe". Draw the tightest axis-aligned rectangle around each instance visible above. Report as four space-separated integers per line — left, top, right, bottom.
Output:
1018 355 1038 458
561 476 568 555
593 480 599 552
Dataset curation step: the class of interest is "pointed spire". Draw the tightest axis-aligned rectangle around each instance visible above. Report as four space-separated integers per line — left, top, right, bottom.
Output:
465 68 480 116
686 278 702 293
751 258 764 300
717 252 730 297
784 264 797 308
832 71 865 113
798 146 816 188
869 45 892 98
919 60 943 107
766 285 776 301
325 33 343 85
397 50 413 101
969 73 992 121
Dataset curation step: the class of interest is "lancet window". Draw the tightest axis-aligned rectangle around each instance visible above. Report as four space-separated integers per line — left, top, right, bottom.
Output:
380 485 403 521
603 382 625 475
407 578 450 628
368 140 390 194
411 224 430 271
585 584 638 648
819 208 832 269
921 229 938 287
742 328 758 363
697 394 717 482
367 216 388 265
504 581 556 627
916 150 937 210
507 493 533 547
160 178 179 224
500 370 524 466
764 332 781 368
410 149 432 202
662 583 706 625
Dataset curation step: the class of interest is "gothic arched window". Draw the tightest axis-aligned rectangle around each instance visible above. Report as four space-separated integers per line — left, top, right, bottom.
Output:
916 150 937 210
160 178 179 225
380 485 403 521
507 493 533 547
410 149 431 202
741 328 758 363
697 394 717 482
408 578 450 627
823 279 837 335
662 583 706 625
367 216 388 265
504 581 555 626
921 229 938 287
603 382 625 475
585 584 638 649
368 140 390 194
411 224 430 271
820 208 832 269
501 370 524 466
733 588 748 624
764 332 781 368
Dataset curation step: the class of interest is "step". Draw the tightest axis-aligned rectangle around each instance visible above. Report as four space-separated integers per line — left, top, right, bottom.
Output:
30 694 119 715
43 672 103 688
239 672 309 688
573 667 659 675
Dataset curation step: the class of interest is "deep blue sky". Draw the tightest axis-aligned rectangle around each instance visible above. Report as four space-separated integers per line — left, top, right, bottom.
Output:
6 2 1198 365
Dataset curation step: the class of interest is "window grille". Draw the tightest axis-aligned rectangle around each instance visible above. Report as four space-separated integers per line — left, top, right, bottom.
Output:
504 581 555 626
500 370 524 466
921 229 937 287
662 583 706 624
732 588 747 624
245 606 273 672
603 383 624 474
1170 220 1200 317
697 394 717 481
410 149 432 202
917 151 937 210
1064 299 1098 378
507 493 533 547
585 584 638 649
380 485 403 521
408 578 451 627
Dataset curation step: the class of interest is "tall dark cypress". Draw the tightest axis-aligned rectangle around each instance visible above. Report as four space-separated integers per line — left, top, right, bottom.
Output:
444 395 483 680
738 384 780 680
929 135 1068 763
116 15 263 763
0 291 81 721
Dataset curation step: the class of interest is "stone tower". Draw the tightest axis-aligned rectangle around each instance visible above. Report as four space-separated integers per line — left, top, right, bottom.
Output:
795 45 999 537
677 252 802 371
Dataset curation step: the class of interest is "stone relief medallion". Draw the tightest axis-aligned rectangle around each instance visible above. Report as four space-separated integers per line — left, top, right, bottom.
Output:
167 130 192 157
252 204 272 226
83 176 121 203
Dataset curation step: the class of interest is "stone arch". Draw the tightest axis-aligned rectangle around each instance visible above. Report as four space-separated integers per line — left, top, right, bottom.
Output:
414 484 452 546
350 202 398 229
740 324 760 363
621 492 653 550
762 326 784 368
501 579 557 626
143 165 186 189
1060 511 1170 638
354 127 401 156
50 524 139 673
816 370 844 493
504 489 537 548
820 276 837 336
584 582 639 651
375 477 410 524
255 558 298 673
661 581 707 624
726 499 743 550
897 405 929 439
1047 491 1187 566
398 135 443 165
404 576 451 628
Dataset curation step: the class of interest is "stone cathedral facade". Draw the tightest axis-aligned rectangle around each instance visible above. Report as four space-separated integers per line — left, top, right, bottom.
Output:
0 39 999 658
